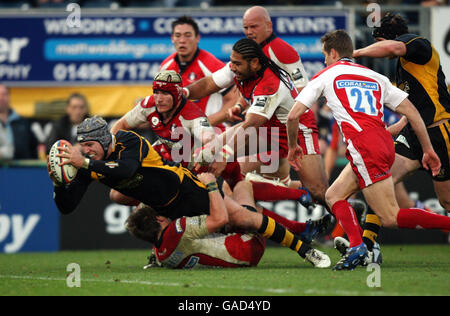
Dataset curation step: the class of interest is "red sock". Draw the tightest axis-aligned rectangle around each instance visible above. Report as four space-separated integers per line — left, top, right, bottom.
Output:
332 200 363 247
251 182 308 202
261 208 306 234
396 208 450 230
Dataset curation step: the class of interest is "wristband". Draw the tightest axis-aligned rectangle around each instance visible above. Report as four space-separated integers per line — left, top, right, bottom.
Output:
206 181 219 193
235 103 244 112
183 87 190 99
81 158 90 169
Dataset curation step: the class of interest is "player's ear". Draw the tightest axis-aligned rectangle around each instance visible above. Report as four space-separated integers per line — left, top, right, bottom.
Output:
250 57 259 70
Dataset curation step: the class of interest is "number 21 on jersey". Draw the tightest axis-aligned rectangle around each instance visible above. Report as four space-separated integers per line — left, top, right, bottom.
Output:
336 78 380 116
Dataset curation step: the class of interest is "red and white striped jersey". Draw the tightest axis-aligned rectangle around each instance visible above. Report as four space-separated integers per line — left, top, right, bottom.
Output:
123 96 215 167
296 59 408 142
154 215 266 269
160 49 227 118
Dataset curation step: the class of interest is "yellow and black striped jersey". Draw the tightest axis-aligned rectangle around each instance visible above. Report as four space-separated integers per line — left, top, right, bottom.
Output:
395 33 450 126
54 130 209 219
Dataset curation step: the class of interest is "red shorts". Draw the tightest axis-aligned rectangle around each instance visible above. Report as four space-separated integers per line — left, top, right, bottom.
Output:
345 128 395 189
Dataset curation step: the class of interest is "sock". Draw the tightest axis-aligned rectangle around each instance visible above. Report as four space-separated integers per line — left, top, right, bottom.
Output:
332 200 363 248
361 208 381 251
257 215 311 258
252 182 309 202
261 208 306 234
396 208 450 230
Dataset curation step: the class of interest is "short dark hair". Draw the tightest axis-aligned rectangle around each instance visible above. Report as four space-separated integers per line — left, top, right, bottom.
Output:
172 15 199 36
125 206 161 244
321 29 354 58
372 13 409 40
67 92 88 107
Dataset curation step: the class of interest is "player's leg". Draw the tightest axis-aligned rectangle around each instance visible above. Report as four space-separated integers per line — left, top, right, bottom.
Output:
294 154 329 207
362 176 450 230
224 196 330 268
232 179 329 238
239 158 313 205
325 163 364 248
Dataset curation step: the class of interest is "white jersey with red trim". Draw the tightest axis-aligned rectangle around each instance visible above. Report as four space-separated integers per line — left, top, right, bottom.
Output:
296 59 408 142
236 66 317 134
160 49 227 118
211 34 308 90
261 34 309 89
154 215 266 269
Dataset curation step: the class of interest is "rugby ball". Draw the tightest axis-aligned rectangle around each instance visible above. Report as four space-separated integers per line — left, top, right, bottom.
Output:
48 139 78 185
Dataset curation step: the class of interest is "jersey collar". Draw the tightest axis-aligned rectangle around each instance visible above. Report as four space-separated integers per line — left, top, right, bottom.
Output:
260 32 277 48
175 48 200 74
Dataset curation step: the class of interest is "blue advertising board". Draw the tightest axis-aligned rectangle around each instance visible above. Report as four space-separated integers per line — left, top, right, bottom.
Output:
0 167 59 252
0 10 349 85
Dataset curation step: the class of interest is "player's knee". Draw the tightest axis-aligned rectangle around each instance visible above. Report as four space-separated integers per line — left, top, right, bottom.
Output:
377 213 397 228
324 188 339 209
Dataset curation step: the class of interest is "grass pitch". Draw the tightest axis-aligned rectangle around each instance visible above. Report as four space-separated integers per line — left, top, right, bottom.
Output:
0 245 448 296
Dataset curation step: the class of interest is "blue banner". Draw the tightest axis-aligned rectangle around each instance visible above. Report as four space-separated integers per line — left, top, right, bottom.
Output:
0 11 348 85
0 168 59 252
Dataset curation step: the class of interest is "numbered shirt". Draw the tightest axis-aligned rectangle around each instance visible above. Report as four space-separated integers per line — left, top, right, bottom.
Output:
154 215 265 269
296 60 408 142
124 96 214 167
160 49 227 118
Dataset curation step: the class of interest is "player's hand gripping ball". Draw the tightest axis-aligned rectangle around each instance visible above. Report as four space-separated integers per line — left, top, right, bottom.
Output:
48 139 78 185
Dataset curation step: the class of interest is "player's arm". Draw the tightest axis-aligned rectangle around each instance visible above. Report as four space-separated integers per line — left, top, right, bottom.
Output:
386 115 408 137
353 40 406 59
184 76 222 100
207 86 240 126
286 101 309 171
111 98 150 134
197 173 229 233
185 64 234 100
111 116 132 135
51 168 92 214
395 98 441 176
225 112 268 159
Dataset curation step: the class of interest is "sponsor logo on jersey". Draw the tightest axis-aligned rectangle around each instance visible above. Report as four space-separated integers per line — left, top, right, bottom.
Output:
151 116 160 127
255 96 268 107
336 80 379 90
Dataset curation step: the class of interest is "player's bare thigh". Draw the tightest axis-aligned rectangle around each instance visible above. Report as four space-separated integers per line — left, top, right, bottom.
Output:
325 163 360 208
361 176 399 227
295 154 329 202
390 153 422 184
326 164 400 227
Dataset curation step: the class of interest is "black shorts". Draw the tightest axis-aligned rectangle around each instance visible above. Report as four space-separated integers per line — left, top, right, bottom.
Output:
155 168 226 220
394 121 450 181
